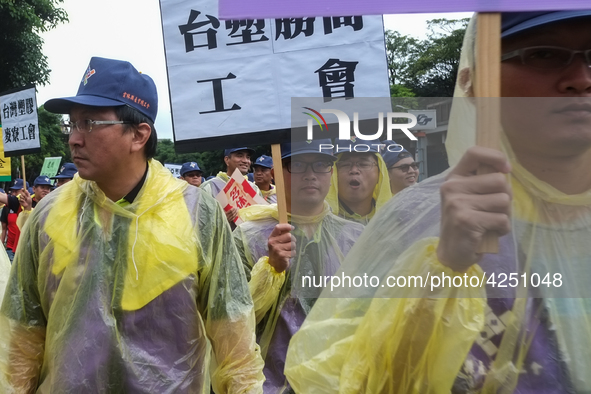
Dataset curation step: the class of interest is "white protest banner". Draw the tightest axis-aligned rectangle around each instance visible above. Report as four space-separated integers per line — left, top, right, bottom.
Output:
160 0 390 152
218 0 590 19
0 85 41 157
215 169 268 225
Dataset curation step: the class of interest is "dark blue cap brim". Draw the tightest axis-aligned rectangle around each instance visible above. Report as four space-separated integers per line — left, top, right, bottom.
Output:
45 95 127 115
502 11 591 38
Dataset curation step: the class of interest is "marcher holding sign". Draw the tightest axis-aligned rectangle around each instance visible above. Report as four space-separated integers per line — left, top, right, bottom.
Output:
234 139 364 393
286 11 591 392
216 168 268 225
0 57 264 393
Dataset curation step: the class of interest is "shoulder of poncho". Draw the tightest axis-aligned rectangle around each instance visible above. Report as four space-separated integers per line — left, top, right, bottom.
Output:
237 216 278 234
324 212 364 232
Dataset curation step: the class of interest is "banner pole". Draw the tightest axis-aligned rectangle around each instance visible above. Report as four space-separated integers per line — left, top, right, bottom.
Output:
271 144 288 224
20 155 26 188
475 13 501 254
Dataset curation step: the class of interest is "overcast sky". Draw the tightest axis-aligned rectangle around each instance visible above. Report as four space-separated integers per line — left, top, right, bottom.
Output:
37 0 471 141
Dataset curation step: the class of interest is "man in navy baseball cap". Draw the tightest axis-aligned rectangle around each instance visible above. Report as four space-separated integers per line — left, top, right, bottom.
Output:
252 155 276 203
50 162 78 187
233 139 363 391
201 146 260 225
1 57 264 392
179 161 203 187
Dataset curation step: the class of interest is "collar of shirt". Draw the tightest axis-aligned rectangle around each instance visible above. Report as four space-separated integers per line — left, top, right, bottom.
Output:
116 163 149 207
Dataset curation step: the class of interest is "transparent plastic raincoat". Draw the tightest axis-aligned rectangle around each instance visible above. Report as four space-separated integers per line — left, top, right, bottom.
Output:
0 248 10 306
234 203 363 393
0 160 264 393
285 15 591 393
325 152 392 225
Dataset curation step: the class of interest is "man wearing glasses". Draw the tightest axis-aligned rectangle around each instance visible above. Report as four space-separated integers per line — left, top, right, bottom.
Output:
0 57 264 393
233 139 363 393
326 138 392 225
381 140 420 195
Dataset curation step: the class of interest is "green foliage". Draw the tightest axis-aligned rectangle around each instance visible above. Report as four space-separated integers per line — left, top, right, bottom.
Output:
0 0 68 92
386 18 469 98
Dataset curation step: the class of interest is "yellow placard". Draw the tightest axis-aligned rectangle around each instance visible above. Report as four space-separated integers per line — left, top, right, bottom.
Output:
0 128 12 181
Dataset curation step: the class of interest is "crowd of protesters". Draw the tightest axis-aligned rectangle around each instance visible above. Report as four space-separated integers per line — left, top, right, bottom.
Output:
1 10 591 394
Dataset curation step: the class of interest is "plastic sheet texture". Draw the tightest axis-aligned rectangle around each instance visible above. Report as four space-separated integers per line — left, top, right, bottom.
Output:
234 203 363 393
0 160 264 393
285 15 591 393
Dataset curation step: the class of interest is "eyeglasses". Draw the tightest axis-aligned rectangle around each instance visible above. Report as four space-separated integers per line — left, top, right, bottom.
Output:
60 119 133 135
389 162 419 172
287 161 333 174
501 46 591 69
336 161 378 171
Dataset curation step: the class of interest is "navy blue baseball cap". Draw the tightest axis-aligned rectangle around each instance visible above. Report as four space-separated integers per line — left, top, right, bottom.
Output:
381 140 412 168
224 147 255 157
333 138 382 154
34 176 52 186
10 179 29 190
253 155 273 169
281 139 336 160
44 57 158 123
180 161 202 176
52 163 78 179
502 11 591 38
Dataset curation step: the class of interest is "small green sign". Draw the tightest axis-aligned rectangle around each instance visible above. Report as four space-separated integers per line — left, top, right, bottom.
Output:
39 157 62 178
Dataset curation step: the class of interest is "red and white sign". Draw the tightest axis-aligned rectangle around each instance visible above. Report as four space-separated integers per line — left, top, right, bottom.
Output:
215 169 268 224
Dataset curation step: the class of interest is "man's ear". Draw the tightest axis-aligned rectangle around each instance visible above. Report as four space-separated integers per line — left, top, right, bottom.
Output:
130 123 151 153
224 156 231 167
271 168 275 179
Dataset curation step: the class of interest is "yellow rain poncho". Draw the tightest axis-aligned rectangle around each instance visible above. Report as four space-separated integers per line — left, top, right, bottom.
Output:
0 247 10 305
326 151 392 225
285 15 591 393
0 159 264 393
234 203 363 393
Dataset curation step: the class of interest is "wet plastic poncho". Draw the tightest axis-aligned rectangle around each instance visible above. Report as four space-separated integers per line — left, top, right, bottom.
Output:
261 186 278 204
0 159 264 393
285 15 591 393
0 247 10 306
234 203 363 393
326 153 392 225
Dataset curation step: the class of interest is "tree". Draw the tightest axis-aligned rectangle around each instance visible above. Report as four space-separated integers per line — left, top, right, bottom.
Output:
386 18 469 98
0 0 68 92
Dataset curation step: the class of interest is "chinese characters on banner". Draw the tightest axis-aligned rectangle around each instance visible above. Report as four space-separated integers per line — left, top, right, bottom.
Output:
159 0 390 148
217 0 590 19
215 169 268 225
39 157 63 178
0 85 41 157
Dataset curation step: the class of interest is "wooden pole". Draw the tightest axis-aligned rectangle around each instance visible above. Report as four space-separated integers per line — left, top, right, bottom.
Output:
20 155 26 188
271 143 288 224
475 13 501 254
